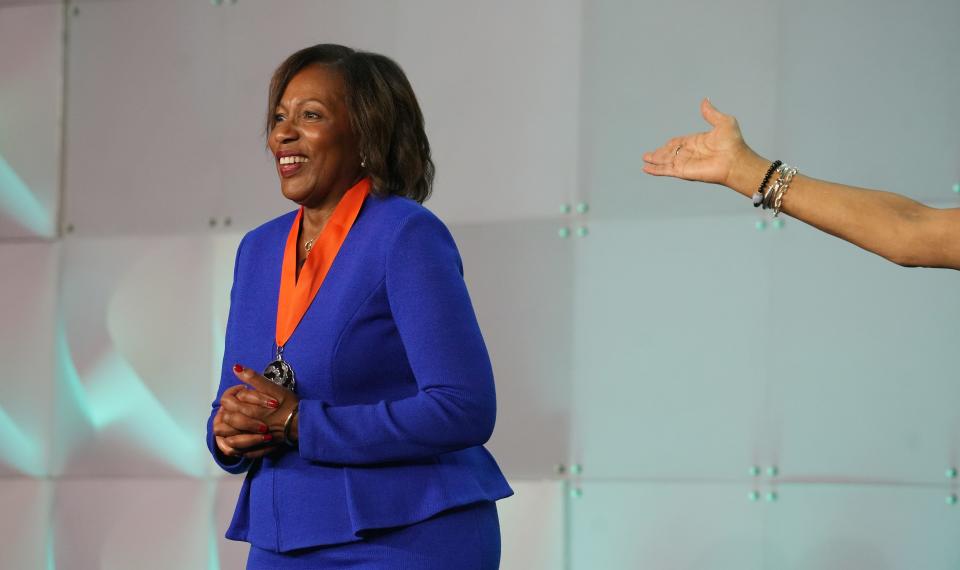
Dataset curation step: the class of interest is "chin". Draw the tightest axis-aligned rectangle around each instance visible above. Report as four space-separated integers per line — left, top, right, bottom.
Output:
280 182 310 204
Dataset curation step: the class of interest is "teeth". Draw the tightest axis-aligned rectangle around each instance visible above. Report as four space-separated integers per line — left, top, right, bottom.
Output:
279 156 309 165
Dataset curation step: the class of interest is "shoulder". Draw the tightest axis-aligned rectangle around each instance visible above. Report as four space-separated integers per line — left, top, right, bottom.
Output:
240 210 297 249
362 194 445 231
360 194 454 248
368 197 462 277
233 210 296 260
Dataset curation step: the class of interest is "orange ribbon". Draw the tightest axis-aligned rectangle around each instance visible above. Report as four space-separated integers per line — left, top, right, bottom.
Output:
276 178 370 348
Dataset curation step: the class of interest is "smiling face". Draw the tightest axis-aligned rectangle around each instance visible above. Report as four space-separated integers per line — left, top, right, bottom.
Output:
267 64 362 209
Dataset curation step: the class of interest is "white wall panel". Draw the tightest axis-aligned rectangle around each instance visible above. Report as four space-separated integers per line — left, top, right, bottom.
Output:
214 476 248 569
64 0 580 235
570 481 763 569
56 235 218 477
499 481 565 570
0 479 52 570
0 242 57 477
64 0 224 236
775 0 960 205
54 478 215 570
454 220 574 479
572 217 770 479
580 0 779 220
764 222 960 483
0 3 62 238
394 0 582 225
763 484 960 568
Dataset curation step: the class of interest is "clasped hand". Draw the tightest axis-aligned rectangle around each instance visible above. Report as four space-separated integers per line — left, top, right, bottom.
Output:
213 365 299 459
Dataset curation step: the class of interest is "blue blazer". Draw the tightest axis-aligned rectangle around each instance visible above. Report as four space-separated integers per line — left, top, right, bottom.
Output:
206 194 514 552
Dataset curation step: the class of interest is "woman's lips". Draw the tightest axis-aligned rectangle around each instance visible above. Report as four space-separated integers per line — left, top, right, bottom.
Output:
279 162 304 177
277 155 309 178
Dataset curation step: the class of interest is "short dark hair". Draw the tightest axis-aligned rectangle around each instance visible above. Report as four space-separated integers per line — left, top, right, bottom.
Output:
267 44 434 203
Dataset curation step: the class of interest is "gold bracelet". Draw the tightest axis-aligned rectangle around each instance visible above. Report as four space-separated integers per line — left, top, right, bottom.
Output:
282 407 298 447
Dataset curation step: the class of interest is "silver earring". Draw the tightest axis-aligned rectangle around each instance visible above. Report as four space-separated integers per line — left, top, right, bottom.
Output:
360 155 367 169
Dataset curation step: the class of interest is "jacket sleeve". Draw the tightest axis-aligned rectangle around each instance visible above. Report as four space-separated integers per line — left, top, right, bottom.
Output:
296 209 497 465
206 234 254 474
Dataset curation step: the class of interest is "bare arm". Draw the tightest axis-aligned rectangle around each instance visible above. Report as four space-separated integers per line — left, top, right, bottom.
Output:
642 99 960 270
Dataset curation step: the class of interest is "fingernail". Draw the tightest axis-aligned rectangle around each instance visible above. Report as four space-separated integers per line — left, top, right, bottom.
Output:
258 424 268 434
233 364 244 374
262 434 273 442
268 400 280 408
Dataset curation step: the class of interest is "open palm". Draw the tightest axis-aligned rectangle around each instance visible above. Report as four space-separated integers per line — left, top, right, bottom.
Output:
642 98 754 187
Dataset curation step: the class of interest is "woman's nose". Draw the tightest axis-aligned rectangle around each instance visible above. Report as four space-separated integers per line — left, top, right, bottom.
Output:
273 121 298 145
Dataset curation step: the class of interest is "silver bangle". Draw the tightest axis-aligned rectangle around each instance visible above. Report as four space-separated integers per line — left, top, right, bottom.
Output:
762 178 782 210
773 166 798 216
761 164 797 212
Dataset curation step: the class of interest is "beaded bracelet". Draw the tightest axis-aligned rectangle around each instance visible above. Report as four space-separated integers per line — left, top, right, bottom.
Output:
752 160 782 207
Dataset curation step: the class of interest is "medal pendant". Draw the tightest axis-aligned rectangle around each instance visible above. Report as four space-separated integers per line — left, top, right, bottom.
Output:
263 347 296 392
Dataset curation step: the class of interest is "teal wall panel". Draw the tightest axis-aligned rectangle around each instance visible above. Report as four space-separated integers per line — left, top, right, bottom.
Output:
570 481 764 569
763 484 960 568
572 217 770 479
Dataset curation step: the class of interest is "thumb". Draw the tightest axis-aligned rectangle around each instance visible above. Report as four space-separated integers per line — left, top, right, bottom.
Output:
700 97 728 128
233 364 283 399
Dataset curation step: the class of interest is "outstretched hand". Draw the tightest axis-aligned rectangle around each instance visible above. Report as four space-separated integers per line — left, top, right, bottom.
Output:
642 98 757 188
213 365 300 459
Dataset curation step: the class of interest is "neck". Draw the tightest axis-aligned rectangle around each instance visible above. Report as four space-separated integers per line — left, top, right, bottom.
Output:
301 202 336 239
299 174 364 244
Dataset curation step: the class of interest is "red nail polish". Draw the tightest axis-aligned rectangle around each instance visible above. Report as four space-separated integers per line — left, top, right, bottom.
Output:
258 424 268 434
263 434 273 442
269 400 280 408
233 364 244 374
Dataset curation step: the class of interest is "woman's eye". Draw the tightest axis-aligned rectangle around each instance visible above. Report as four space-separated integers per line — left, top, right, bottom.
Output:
304 111 321 120
273 113 285 122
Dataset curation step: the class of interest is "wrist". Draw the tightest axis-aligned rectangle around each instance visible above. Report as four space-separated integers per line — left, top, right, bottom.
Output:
725 148 770 198
283 405 299 446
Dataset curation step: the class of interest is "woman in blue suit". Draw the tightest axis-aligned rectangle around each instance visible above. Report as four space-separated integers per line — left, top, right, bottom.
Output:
206 44 513 569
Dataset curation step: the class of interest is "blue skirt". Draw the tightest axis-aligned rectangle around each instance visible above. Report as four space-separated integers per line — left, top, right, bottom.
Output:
246 501 501 569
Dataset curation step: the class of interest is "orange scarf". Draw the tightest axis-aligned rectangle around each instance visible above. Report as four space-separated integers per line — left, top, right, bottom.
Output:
275 178 370 348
